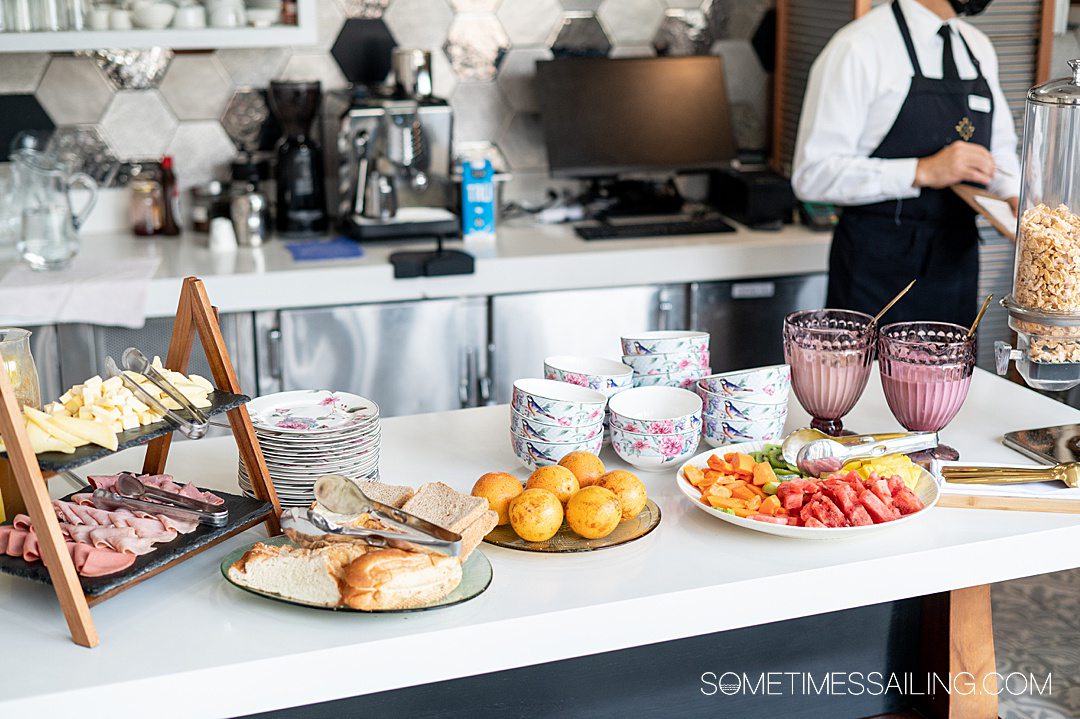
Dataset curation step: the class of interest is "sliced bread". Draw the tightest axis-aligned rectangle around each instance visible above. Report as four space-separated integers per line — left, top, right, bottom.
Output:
402 482 494 560
355 480 415 509
227 541 368 607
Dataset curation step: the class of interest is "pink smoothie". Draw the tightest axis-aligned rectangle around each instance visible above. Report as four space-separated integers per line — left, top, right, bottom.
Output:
880 361 972 432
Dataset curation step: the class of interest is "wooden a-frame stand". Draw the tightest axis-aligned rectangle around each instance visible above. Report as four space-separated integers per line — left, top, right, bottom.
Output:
0 277 281 648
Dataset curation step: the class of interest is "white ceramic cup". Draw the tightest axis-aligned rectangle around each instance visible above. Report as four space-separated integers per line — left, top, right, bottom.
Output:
209 5 245 27
87 7 111 29
109 8 133 29
172 4 206 28
209 217 238 251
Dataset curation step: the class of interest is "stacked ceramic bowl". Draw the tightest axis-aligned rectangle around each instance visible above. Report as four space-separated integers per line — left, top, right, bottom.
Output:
544 355 633 437
608 386 702 471
697 364 791 448
511 378 607 469
241 390 381 508
621 330 713 389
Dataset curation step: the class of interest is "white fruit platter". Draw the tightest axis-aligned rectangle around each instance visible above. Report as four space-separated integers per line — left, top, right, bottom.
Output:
675 440 940 540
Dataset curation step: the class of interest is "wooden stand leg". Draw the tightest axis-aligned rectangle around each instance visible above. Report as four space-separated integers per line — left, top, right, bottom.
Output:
142 281 195 476
0 361 97 647
0 458 27 520
918 584 998 719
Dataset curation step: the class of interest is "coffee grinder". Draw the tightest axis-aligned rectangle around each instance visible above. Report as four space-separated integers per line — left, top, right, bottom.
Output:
269 80 328 236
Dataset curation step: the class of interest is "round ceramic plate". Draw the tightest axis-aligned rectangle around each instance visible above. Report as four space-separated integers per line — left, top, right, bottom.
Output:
221 535 492 612
256 428 381 446
675 440 939 540
483 499 661 553
247 391 380 434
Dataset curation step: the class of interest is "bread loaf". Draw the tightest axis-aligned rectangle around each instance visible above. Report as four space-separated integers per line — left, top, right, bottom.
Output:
227 541 368 607
341 548 462 610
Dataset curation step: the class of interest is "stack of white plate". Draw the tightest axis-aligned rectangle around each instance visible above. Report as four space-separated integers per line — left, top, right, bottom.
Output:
240 390 381 508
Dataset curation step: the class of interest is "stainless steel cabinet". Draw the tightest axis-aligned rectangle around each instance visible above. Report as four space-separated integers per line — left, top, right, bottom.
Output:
255 297 488 417
490 284 688 404
55 313 256 400
690 274 827 372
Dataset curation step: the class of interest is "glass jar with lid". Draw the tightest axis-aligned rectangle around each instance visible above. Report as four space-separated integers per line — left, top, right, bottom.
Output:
996 59 1080 390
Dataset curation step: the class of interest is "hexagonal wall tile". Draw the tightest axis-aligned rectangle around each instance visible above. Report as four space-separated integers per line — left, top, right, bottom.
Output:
444 13 510 82
85 48 173 90
35 57 113 125
221 89 270 151
499 112 547 171
100 90 178 160
560 0 601 9
497 0 562 47
331 18 396 86
549 13 611 58
711 0 770 41
598 0 664 47
385 0 453 51
159 54 234 121
165 121 238 190
449 82 512 143
306 0 346 50
664 0 706 7
451 0 500 10
47 126 118 186
653 8 712 56
711 39 767 148
337 0 391 17
0 54 50 94
278 53 349 91
431 48 458 99
215 48 290 88
496 47 552 113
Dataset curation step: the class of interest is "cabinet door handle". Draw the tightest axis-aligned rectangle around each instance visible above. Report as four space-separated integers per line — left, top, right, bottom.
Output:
460 346 477 408
657 299 674 330
267 328 283 381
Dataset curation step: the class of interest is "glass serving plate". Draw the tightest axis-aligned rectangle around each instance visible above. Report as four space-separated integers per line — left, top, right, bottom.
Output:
220 535 492 612
483 499 661 553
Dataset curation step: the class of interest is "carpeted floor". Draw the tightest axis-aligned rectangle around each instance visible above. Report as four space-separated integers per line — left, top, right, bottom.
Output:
994 570 1080 719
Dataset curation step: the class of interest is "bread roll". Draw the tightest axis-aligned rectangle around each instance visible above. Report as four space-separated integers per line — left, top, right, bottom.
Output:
341 548 462 611
228 541 368 607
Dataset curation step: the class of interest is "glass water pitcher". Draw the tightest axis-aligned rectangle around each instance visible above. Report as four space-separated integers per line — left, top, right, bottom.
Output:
12 149 97 271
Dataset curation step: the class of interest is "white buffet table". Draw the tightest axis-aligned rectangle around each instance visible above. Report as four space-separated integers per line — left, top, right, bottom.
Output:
2 369 1078 718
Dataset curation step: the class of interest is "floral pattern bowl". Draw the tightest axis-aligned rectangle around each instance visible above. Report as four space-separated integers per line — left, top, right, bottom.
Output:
633 368 712 390
607 386 702 434
543 356 633 398
611 426 700 471
620 330 710 357
696 365 791 402
701 413 788 449
511 378 608 428
511 431 605 470
621 350 710 376
509 408 605 443
700 392 789 420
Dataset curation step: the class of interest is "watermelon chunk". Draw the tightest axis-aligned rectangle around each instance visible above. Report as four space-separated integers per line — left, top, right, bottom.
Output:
891 486 925 515
751 514 789 525
848 504 873 526
822 482 860 519
868 477 893 505
809 496 847 528
804 517 828 528
886 475 909 495
858 488 901 523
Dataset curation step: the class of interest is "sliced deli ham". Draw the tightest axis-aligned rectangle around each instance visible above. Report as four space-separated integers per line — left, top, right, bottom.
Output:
0 526 135 576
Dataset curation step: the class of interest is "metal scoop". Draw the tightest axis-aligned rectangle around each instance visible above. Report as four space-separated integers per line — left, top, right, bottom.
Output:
942 462 1080 488
795 432 939 476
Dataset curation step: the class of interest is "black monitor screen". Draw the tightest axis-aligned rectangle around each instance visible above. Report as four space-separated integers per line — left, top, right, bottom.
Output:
536 56 737 178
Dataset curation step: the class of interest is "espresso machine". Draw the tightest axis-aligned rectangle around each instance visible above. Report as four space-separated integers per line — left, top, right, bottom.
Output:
337 49 459 240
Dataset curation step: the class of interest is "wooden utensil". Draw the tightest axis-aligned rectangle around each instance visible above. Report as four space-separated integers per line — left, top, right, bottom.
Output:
967 294 994 339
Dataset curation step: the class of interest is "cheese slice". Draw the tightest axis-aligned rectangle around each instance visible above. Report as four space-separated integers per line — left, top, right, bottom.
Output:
51 415 119 451
24 421 77 454
24 407 89 448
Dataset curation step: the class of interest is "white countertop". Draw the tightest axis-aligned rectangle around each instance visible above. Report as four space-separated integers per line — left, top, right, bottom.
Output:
4 369 1077 718
2 220 830 323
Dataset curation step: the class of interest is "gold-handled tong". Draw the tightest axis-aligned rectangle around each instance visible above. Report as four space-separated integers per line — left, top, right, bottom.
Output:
941 462 1080 488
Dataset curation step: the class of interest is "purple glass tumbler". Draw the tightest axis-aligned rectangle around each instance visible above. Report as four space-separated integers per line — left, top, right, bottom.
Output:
878 322 975 460
783 309 875 437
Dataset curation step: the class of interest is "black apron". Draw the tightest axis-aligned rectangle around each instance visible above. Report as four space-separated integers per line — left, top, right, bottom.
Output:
826 0 994 326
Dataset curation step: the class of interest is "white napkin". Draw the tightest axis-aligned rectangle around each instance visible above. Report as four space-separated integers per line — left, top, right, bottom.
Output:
0 255 162 328
936 460 1080 500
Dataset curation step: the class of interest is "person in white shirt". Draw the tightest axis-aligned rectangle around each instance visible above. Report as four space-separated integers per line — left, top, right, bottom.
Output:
791 0 1021 326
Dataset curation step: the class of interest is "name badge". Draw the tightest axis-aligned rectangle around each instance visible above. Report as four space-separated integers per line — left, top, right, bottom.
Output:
968 95 991 113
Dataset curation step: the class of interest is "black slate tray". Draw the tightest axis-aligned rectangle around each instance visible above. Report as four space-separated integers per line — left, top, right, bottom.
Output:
1 390 249 474
0 486 273 603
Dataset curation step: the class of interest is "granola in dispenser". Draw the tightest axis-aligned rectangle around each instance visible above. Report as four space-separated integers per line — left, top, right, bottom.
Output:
1013 203 1080 363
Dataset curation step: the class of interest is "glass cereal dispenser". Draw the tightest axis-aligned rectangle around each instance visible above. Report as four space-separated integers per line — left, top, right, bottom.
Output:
996 59 1080 391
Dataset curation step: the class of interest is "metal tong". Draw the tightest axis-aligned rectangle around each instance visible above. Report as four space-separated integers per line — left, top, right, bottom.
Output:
81 470 229 527
104 347 210 439
787 429 939 476
280 474 462 557
941 462 1080 489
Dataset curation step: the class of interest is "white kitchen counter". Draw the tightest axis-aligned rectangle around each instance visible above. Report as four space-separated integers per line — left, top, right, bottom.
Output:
3 369 1076 718
2 220 829 322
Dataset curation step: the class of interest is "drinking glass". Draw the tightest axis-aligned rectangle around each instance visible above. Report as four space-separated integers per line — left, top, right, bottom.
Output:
878 321 976 461
0 328 41 410
783 309 875 436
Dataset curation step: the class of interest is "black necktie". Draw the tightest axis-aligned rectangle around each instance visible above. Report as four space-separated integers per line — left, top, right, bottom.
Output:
939 25 959 80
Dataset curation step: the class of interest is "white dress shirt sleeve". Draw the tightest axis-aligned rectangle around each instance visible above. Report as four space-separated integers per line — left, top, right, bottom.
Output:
978 41 1021 200
791 35 922 206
